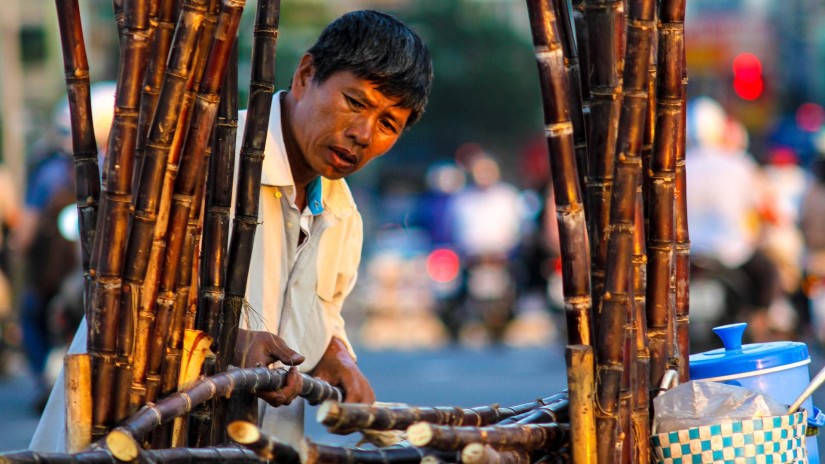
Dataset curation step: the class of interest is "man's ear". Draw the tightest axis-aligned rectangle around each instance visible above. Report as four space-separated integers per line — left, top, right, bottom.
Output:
291 53 315 100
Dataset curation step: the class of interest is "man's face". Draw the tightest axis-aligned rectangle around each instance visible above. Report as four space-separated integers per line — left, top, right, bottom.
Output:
290 56 412 180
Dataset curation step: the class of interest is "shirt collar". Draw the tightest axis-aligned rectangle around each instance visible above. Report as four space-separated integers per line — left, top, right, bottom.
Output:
256 91 355 219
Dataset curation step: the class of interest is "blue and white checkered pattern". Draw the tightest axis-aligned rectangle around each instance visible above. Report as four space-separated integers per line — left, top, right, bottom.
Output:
651 411 808 463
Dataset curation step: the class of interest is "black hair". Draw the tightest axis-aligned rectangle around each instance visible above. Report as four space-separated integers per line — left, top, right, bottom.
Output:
307 10 433 128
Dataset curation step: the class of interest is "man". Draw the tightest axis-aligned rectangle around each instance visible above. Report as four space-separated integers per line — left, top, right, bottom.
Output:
30 9 432 450
231 9 431 442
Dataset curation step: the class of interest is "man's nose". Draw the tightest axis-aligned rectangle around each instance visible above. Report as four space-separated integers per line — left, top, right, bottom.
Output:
345 116 372 147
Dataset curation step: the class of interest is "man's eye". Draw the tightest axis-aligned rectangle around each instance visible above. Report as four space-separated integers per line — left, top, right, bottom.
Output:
345 95 365 110
380 119 399 134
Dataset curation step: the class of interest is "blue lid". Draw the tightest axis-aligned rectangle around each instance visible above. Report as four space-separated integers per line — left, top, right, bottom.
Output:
689 323 810 379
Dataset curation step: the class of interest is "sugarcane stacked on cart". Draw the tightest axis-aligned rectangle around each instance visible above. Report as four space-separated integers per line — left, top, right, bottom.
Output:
34 0 691 462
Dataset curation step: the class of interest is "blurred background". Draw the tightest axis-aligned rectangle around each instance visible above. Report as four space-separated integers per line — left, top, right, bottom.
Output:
3 0 825 452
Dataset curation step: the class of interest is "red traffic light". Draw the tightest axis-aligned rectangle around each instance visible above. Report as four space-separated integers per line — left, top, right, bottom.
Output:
732 53 763 101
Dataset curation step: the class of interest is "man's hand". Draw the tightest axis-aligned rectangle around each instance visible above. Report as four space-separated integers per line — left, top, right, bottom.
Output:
234 329 305 407
310 337 375 404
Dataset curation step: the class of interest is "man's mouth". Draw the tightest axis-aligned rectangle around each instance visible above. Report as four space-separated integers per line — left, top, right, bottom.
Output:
329 147 357 170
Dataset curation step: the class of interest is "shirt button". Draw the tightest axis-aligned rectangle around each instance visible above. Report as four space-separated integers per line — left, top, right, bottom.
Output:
286 222 293 228
275 190 282 198
313 201 320 209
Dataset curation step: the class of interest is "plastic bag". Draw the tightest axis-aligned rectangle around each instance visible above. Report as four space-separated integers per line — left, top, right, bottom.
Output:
653 380 787 433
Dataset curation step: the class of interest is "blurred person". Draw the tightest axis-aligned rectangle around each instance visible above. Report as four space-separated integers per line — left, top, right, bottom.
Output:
8 100 78 412
32 10 432 451
445 150 524 344
686 97 785 342
8 82 115 412
0 164 22 376
759 146 809 326
799 156 825 342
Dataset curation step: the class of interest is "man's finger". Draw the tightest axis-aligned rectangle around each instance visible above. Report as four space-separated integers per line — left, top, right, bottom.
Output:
268 337 306 366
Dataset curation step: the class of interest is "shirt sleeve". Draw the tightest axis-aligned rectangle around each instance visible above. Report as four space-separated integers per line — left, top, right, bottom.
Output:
315 208 363 361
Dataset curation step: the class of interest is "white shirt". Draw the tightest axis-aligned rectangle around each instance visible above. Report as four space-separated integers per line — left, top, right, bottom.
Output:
30 92 363 451
238 91 361 370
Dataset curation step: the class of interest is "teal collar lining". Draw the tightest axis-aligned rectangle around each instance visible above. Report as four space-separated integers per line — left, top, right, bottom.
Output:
307 176 324 215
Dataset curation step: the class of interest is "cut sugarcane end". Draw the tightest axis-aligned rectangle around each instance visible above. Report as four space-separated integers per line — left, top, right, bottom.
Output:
461 443 486 464
316 400 341 425
226 420 259 445
105 429 140 462
407 422 433 447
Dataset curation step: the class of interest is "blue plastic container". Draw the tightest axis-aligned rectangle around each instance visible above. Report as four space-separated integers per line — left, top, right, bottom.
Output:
690 323 822 464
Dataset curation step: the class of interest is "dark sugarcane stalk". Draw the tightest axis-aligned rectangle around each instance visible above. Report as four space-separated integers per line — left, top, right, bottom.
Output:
641 26 658 227
197 39 238 360
319 393 567 435
227 421 299 463
87 367 341 447
0 447 264 464
583 0 623 306
54 0 102 298
118 0 210 414
216 0 281 373
128 45 202 412
525 0 592 350
496 397 569 426
143 0 243 408
554 0 590 193
461 444 531 464
407 422 569 452
674 62 689 382
595 0 655 461
188 44 238 449
132 0 181 198
648 0 686 388
300 440 460 464
86 0 153 438
631 192 650 464
130 0 220 411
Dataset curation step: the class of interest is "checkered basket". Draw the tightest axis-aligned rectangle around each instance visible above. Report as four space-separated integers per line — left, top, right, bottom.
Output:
651 410 808 463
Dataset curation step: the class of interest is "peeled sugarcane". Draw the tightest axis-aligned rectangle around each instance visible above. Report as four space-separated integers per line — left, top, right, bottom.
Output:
227 421 299 463
648 0 686 388
525 0 592 349
407 422 569 452
86 0 153 438
595 0 656 462
462 444 531 464
300 440 460 464
54 0 101 298
583 0 623 306
65 354 93 453
631 195 650 464
565 345 596 464
216 0 281 373
318 393 567 435
0 446 263 464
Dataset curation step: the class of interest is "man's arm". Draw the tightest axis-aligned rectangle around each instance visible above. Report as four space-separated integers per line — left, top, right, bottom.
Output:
310 336 375 404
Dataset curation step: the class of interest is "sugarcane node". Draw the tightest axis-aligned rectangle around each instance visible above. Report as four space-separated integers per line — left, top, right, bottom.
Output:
407 422 434 447
105 429 140 462
226 420 259 444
